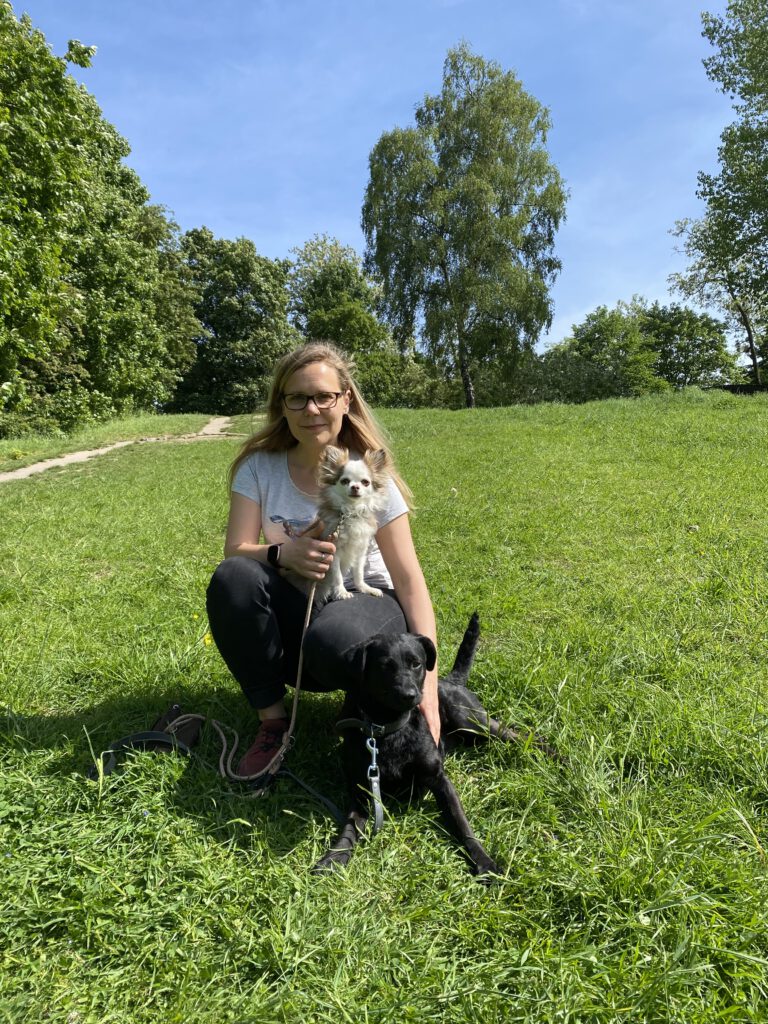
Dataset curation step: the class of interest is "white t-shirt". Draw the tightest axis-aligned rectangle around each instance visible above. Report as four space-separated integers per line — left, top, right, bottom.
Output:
231 449 409 590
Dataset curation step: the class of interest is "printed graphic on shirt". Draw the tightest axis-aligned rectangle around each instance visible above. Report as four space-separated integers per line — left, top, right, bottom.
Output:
270 514 315 538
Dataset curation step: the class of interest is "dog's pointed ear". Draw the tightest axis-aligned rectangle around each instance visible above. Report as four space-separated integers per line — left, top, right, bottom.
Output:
323 445 348 469
415 635 437 672
318 445 348 486
365 448 388 474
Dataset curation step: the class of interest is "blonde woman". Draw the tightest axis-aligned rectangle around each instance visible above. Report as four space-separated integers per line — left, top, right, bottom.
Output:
206 342 439 776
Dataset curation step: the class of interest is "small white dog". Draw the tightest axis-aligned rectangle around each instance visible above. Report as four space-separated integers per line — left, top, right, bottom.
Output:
314 446 389 602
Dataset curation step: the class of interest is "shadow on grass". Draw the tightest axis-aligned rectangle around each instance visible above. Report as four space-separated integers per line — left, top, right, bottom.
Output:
1 687 349 854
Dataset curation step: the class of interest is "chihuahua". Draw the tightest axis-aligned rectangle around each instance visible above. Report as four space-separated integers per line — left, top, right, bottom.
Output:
315 446 389 603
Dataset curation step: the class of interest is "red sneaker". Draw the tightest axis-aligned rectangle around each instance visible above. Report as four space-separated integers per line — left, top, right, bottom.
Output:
236 717 289 778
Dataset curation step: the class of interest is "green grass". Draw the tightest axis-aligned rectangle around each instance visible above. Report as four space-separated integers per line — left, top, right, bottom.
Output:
2 390 768 1022
0 412 212 473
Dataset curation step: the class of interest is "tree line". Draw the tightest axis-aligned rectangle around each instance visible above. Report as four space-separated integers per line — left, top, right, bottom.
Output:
0 2 763 436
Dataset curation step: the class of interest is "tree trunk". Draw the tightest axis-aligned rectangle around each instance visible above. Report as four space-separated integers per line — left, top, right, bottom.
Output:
459 351 476 408
735 300 762 385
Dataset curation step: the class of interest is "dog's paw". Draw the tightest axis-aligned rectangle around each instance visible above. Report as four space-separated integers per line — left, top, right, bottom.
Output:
331 587 352 601
358 585 383 598
474 858 503 885
311 851 351 875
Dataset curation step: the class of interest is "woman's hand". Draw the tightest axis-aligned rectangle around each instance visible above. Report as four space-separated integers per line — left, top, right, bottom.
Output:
419 672 441 746
279 521 336 580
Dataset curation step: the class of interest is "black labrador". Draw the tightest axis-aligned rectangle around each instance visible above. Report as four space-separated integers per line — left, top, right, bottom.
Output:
313 613 559 879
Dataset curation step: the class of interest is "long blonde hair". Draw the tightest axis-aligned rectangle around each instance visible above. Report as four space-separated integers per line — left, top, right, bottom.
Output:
229 341 413 507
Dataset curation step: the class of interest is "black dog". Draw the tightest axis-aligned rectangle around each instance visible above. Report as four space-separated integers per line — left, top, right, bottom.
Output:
313 613 558 879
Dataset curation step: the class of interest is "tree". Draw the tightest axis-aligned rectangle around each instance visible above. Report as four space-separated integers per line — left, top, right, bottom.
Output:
362 43 566 408
560 302 669 400
673 1 768 383
288 234 389 354
546 299 738 403
640 301 738 387
702 1 768 112
170 228 299 414
670 215 765 381
0 4 199 433
700 0 768 254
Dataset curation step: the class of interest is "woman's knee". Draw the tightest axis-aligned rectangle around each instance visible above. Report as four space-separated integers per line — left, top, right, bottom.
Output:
302 593 407 682
206 555 269 613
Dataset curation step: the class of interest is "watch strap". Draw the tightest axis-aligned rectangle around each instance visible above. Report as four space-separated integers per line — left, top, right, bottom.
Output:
267 543 282 567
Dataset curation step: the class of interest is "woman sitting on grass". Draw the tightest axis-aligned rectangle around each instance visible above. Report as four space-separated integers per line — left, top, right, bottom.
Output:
206 341 439 777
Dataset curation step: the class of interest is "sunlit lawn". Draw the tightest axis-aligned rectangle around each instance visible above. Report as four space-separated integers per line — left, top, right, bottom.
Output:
1 390 767 1023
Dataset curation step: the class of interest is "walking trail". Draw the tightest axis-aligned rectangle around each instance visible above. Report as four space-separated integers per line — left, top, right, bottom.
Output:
0 416 238 484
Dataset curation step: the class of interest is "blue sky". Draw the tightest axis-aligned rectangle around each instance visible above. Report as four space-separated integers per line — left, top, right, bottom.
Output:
20 0 731 347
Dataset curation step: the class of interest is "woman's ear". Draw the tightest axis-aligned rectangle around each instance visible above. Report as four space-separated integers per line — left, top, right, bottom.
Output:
415 635 437 672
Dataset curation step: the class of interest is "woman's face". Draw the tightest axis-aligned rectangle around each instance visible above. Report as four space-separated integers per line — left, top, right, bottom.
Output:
281 361 350 451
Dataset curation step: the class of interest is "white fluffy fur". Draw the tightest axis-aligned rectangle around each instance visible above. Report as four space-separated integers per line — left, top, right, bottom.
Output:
315 448 388 603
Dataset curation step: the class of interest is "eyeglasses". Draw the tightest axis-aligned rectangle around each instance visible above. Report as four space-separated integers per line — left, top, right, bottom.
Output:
282 391 344 411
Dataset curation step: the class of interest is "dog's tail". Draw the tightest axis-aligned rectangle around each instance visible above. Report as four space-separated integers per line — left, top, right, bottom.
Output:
444 612 480 687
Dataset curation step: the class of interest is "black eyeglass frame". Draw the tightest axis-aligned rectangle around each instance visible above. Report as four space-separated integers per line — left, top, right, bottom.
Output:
281 391 345 411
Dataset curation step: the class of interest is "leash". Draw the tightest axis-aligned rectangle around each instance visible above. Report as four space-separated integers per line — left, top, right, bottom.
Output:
158 579 318 792
366 735 384 834
336 709 412 835
89 579 348 822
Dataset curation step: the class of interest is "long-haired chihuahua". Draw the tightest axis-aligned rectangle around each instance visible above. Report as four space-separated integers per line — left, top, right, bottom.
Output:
315 446 389 602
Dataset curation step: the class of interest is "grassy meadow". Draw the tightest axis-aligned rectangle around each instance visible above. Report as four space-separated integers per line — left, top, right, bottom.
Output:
1 389 768 1022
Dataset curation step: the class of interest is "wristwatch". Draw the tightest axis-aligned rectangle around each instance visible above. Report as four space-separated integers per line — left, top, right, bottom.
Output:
267 543 282 568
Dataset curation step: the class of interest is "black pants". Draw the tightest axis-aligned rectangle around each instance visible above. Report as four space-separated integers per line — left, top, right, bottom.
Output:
206 556 408 709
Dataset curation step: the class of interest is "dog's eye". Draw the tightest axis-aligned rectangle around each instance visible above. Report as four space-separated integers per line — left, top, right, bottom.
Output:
340 477 349 485
408 657 421 669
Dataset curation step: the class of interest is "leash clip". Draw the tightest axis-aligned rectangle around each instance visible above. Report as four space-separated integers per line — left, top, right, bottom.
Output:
366 735 379 779
365 734 384 835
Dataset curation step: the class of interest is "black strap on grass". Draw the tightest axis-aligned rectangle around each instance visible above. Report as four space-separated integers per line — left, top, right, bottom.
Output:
87 702 345 824
86 729 194 781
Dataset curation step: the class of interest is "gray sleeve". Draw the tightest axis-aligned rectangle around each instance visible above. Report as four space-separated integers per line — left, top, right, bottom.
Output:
377 478 409 529
231 456 261 504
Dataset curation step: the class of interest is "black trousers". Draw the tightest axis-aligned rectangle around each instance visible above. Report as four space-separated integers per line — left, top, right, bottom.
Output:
206 556 408 709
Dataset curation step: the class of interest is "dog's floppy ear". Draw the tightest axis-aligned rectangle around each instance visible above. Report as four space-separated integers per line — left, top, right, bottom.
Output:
354 634 380 685
414 635 437 672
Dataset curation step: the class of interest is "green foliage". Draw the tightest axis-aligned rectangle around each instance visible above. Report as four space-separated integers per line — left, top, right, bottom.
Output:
674 2 768 382
671 214 767 383
641 301 739 388
0 6 200 435
702 0 767 114
354 349 460 407
305 299 389 354
169 228 299 414
565 302 667 398
363 43 567 408
289 234 390 355
526 300 738 405
3 398 768 1019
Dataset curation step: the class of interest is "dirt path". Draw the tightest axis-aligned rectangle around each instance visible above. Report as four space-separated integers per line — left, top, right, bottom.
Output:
0 416 237 484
